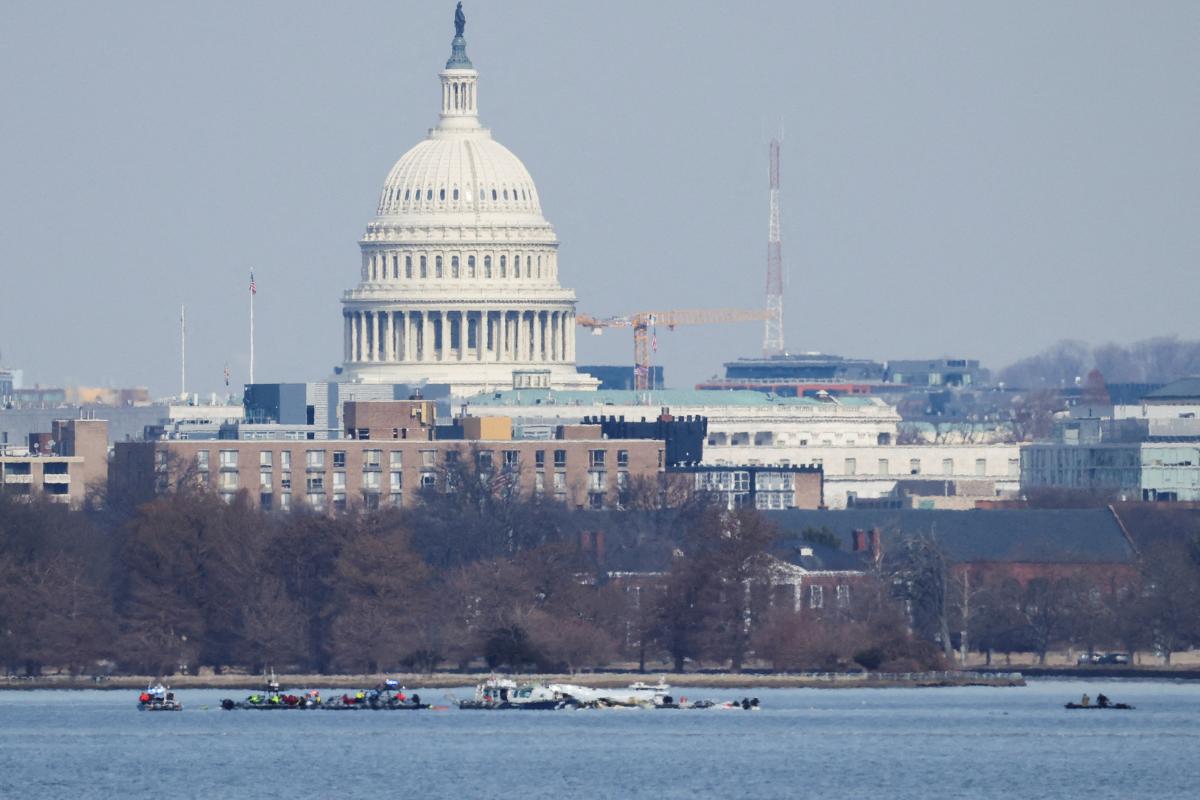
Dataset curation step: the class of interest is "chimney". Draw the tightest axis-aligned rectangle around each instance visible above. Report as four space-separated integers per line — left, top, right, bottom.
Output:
852 529 867 552
868 528 882 564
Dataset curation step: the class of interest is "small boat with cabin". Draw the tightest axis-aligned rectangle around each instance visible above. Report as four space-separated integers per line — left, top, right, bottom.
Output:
137 683 182 711
458 677 575 710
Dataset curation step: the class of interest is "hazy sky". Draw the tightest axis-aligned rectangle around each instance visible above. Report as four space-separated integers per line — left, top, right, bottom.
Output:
2 1 1197 396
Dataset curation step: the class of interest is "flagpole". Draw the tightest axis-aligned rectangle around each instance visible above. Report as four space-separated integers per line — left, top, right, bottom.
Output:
180 304 186 400
249 272 255 385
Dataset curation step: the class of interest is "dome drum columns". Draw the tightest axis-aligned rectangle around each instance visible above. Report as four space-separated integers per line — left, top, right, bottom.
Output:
344 307 575 366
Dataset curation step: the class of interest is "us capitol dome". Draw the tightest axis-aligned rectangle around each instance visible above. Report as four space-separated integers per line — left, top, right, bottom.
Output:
340 4 599 395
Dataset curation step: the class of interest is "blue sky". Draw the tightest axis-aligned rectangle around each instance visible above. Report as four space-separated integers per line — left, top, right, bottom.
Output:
1 1 1197 395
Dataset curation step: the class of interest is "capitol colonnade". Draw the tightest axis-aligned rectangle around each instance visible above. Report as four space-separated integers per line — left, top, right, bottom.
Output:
343 308 576 364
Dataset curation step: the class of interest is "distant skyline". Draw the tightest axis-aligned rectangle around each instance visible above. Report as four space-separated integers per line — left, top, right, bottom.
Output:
1 1 1197 396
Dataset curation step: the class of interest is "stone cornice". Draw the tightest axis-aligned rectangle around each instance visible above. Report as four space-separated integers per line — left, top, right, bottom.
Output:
360 224 558 244
342 292 578 307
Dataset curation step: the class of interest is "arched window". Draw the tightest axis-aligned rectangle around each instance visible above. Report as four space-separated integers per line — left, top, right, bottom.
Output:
514 256 521 278
491 189 497 201
479 189 485 201
405 255 412 279
451 255 460 278
426 189 432 201
452 187 459 200
502 189 508 200
439 188 445 201
404 189 410 201
537 255 542 278
420 255 428 278
392 254 399 279
467 255 476 278
484 255 492 278
499 255 506 277
435 255 443 278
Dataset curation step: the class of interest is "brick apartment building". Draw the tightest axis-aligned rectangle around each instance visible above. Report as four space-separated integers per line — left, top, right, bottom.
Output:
0 418 108 506
112 401 669 512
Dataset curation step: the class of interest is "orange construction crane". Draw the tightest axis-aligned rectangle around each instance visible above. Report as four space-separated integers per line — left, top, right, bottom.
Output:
577 308 774 391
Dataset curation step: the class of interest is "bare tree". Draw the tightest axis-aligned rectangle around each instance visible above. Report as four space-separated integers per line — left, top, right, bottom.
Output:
886 533 955 661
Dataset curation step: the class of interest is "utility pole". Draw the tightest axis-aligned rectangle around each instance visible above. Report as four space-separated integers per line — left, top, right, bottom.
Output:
763 138 785 357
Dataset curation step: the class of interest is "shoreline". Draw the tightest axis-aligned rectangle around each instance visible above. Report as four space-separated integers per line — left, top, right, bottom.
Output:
2 670 1025 691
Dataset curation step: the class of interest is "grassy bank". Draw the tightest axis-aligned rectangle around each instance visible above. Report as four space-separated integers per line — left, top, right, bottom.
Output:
2 670 1025 691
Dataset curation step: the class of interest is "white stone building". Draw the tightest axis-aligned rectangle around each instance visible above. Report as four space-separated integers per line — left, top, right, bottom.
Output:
459 388 1018 508
340 13 597 396
460 388 900 447
705 442 1021 509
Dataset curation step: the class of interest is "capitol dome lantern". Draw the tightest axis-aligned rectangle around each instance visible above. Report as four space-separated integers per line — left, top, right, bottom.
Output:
340 3 599 395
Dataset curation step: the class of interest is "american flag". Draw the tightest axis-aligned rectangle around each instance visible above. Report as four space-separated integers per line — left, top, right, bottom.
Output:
249 271 257 295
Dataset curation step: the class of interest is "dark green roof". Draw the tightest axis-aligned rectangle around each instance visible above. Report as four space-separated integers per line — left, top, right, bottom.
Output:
763 509 1135 565
1143 377 1200 401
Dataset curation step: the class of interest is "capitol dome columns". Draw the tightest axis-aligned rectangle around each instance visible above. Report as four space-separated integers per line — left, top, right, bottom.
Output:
342 304 578 366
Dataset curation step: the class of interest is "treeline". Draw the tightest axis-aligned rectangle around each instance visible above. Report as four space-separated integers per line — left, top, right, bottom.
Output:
2 480 1199 676
887 535 1200 665
998 336 1200 388
0 478 941 677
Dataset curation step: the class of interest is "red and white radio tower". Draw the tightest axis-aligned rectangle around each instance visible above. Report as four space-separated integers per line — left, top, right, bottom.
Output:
763 138 785 356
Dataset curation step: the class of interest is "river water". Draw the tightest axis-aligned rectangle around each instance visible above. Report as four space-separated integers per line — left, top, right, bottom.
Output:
0 679 1196 799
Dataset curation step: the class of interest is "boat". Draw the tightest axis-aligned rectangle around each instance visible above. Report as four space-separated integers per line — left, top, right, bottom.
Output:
220 691 321 710
322 683 431 710
1065 693 1133 710
137 683 182 711
220 672 320 710
655 695 716 710
715 697 762 711
458 677 575 710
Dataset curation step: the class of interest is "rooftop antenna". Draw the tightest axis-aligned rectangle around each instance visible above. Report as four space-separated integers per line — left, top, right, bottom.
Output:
249 271 257 385
180 305 186 400
763 135 785 357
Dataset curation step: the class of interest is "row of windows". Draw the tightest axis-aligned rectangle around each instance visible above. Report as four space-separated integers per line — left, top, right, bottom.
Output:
198 449 406 471
239 475 646 514
710 432 893 447
528 449 632 469
362 251 552 282
380 184 533 208
245 491 407 513
840 457 1017 477
197 448 646 473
